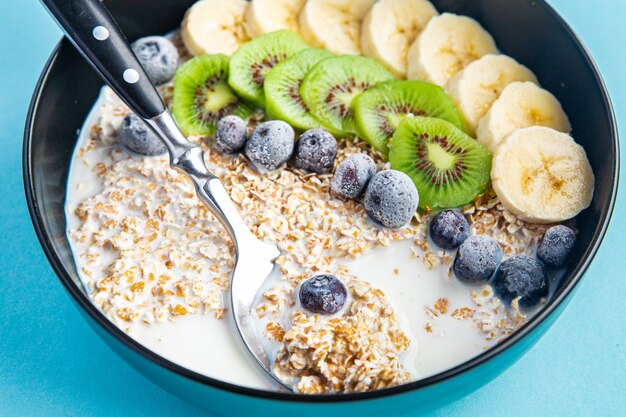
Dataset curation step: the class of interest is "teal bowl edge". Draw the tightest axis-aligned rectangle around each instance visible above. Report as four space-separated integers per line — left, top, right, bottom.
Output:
72 285 577 417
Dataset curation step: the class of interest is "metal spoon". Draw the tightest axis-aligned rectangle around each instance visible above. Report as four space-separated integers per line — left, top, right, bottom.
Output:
41 0 288 390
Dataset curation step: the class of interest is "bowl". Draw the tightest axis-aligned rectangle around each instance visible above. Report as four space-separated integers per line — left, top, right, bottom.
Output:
23 0 619 415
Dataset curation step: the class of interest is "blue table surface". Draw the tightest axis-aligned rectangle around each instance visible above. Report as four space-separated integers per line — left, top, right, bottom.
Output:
1 1 624 416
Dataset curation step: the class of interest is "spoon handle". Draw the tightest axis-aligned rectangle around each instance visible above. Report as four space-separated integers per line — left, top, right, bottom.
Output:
40 0 165 119
40 0 266 252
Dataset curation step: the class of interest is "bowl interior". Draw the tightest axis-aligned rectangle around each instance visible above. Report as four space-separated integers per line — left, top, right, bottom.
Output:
24 0 618 400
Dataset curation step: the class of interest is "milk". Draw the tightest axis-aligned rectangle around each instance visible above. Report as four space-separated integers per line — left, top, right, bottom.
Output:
65 91 529 391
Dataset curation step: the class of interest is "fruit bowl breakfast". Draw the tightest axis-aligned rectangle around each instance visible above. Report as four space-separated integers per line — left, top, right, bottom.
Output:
24 0 618 414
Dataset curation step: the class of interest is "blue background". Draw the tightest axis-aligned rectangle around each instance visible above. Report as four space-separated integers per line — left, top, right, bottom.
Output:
0 0 624 415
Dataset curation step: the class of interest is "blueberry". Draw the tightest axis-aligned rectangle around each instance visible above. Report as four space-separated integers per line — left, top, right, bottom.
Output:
299 275 347 314
245 121 295 173
364 170 419 229
330 154 376 199
537 225 576 268
215 116 247 153
430 210 470 250
491 254 548 308
294 129 338 173
131 36 179 85
453 236 503 285
118 112 167 156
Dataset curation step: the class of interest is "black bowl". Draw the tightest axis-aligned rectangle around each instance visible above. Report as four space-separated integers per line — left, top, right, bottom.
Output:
23 0 619 415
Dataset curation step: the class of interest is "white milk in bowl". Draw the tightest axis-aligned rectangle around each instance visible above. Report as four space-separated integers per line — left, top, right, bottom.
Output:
65 87 538 392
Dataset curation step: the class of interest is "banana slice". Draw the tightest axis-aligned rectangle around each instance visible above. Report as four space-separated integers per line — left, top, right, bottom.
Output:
476 81 571 152
446 54 538 136
245 0 306 38
181 0 250 56
492 126 594 223
361 0 438 78
298 0 376 55
407 13 498 86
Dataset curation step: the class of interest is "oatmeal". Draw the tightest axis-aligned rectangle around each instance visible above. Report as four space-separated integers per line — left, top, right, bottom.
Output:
272 269 411 394
65 84 560 392
66 87 532 391
64 0 589 394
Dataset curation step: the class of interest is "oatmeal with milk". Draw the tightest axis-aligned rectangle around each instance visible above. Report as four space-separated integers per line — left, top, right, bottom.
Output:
66 0 594 394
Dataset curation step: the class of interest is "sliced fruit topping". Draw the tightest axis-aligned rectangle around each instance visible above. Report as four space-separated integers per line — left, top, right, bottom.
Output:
245 0 306 38
537 225 576 268
181 0 250 56
446 54 538 136
364 170 419 229
131 36 179 86
361 0 438 78
353 80 464 155
330 154 377 199
300 56 395 137
118 113 167 156
245 120 295 173
294 129 338 174
389 116 491 210
264 48 333 131
491 254 548 308
453 236 503 285
476 81 571 152
299 274 348 314
407 13 498 86
228 30 309 108
173 55 254 137
491 126 594 223
429 210 470 250
215 115 248 153
299 0 376 55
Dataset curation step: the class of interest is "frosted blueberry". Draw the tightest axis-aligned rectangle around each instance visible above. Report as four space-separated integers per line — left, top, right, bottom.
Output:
364 170 419 228
453 236 503 285
537 225 576 268
131 36 179 85
215 115 247 153
118 112 167 156
430 210 470 250
245 121 295 173
330 154 376 199
299 275 347 314
491 254 548 308
294 129 338 173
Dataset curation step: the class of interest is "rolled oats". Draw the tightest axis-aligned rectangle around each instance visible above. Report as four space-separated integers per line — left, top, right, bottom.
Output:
69 80 538 395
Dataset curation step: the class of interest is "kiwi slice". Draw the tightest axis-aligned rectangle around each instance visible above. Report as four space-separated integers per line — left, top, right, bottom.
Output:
264 49 333 131
354 80 465 155
389 116 491 210
300 56 395 137
173 54 254 137
228 30 309 108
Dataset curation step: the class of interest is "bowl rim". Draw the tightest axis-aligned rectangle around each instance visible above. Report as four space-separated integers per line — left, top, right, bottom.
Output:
23 0 619 404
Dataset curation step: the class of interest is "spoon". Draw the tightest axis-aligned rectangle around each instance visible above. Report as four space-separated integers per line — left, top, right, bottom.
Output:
41 0 289 390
